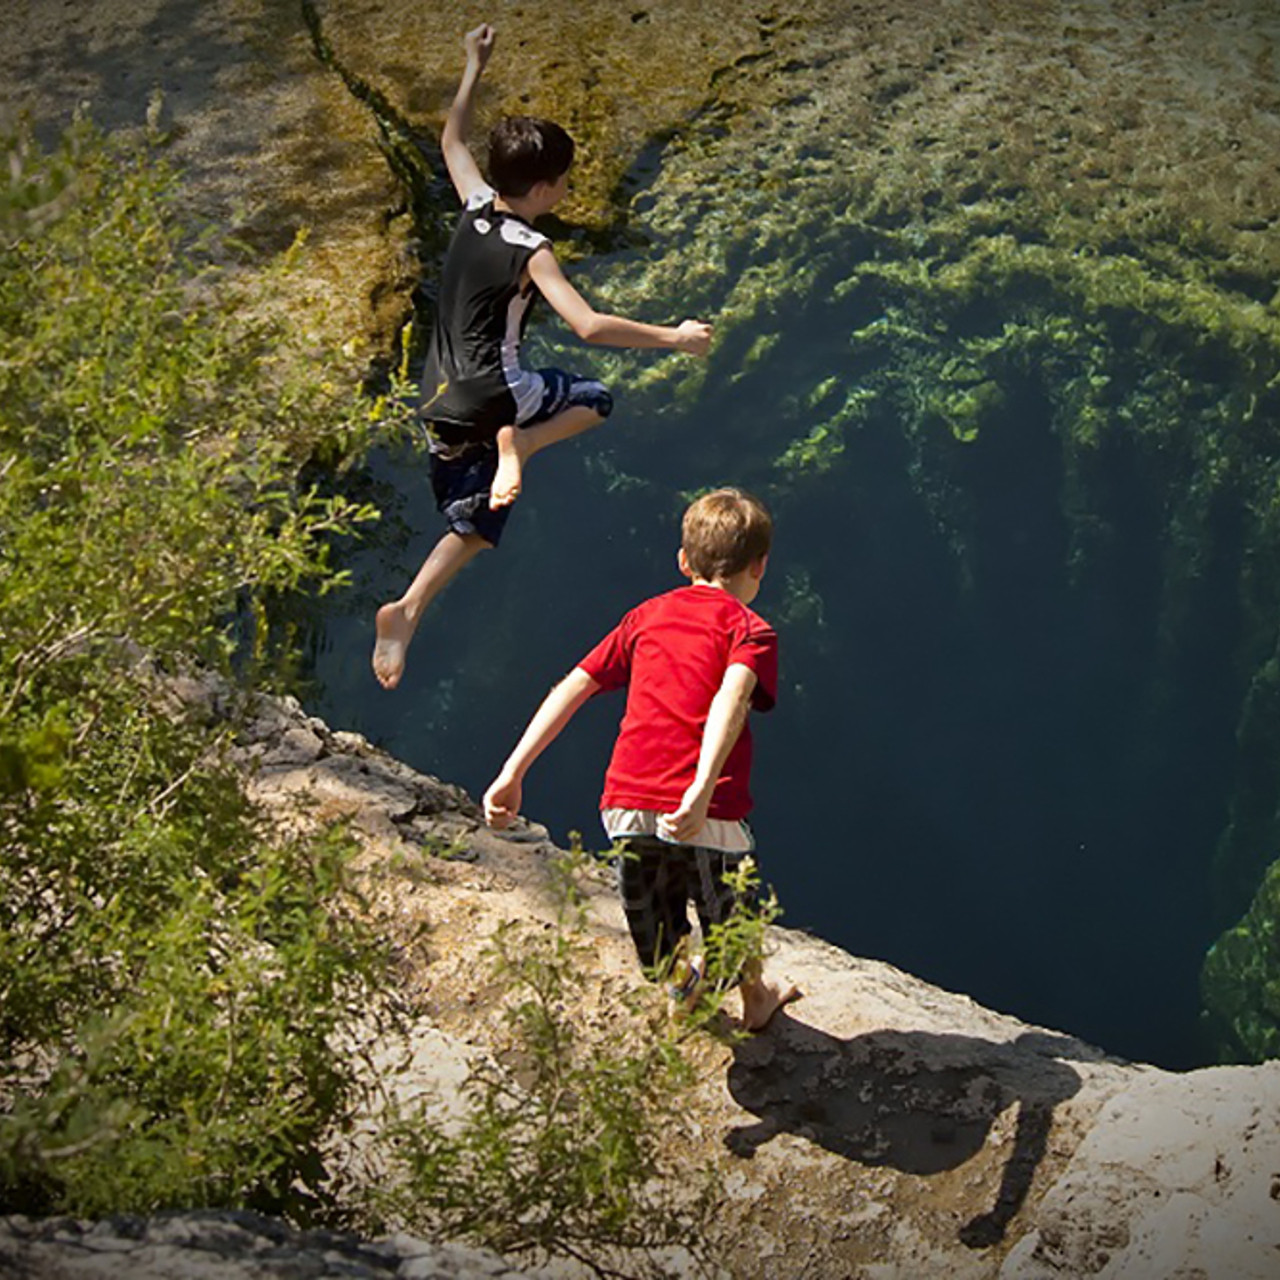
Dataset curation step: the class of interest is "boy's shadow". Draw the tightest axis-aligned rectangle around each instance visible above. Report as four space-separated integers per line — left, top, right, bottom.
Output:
726 1015 1098 1249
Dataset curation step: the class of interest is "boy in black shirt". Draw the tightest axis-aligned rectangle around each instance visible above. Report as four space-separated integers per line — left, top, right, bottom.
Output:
373 23 712 689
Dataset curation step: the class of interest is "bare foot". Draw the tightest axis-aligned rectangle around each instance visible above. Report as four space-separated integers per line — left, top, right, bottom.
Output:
489 425 527 509
740 979 802 1033
372 602 414 689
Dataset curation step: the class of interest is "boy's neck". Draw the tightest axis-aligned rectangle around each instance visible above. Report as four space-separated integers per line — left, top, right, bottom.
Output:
494 191 550 222
689 571 757 604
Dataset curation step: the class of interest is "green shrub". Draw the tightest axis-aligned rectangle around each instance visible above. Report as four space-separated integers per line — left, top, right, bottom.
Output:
375 848 783 1276
375 847 722 1276
0 116 395 1219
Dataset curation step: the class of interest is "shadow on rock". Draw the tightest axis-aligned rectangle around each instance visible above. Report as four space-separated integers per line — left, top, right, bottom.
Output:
726 1017 1094 1249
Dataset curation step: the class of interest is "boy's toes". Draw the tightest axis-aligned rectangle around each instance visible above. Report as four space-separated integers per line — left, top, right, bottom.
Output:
488 480 520 510
372 638 404 689
490 430 523 509
742 982 802 1033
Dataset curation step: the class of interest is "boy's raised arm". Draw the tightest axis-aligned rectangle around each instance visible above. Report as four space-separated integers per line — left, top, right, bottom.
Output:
441 24 496 204
658 662 758 844
527 249 712 355
483 667 600 828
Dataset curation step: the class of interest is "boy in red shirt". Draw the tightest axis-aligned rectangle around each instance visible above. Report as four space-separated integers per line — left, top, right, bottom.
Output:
483 488 799 1030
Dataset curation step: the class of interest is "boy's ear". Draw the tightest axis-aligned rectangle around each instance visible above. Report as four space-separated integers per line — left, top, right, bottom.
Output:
677 547 693 580
749 553 769 581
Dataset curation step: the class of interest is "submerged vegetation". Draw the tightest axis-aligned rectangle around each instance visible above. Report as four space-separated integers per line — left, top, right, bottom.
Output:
1202 856 1280 1062
479 13 1280 1064
294 0 1280 1064
597 217 1280 1059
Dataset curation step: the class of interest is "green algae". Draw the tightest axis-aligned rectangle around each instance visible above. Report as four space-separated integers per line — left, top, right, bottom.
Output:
1203 852 1280 1062
775 420 845 475
542 46 1280 1063
775 566 827 634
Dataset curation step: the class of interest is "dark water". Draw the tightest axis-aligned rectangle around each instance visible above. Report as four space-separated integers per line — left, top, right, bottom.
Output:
302 15 1272 1070
310 326 1242 1071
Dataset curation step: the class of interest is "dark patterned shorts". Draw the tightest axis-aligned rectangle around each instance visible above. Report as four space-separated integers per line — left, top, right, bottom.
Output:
614 835 759 981
427 367 612 547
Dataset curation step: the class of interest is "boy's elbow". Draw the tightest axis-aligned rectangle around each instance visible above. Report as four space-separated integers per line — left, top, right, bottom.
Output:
573 313 608 344
442 118 466 152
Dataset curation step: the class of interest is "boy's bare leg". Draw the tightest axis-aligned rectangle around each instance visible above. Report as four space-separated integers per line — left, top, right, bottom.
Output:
738 957 801 1033
372 530 490 689
490 405 605 509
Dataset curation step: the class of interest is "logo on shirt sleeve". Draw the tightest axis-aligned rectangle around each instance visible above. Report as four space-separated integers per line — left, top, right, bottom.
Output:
501 221 548 250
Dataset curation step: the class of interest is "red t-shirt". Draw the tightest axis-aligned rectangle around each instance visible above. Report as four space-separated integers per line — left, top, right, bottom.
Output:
576 584 778 821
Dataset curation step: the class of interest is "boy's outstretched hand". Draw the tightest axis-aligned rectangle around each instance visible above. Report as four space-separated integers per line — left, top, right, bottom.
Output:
674 319 713 357
465 23 496 70
483 773 522 829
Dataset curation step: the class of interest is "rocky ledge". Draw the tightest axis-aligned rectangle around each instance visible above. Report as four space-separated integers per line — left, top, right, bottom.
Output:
0 1210 551 1279
10 678 1273 1279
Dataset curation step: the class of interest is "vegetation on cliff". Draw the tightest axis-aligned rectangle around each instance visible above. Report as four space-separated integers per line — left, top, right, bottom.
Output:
0 115 401 1217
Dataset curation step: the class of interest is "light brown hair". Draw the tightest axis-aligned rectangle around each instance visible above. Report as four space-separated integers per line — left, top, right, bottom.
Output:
681 487 773 581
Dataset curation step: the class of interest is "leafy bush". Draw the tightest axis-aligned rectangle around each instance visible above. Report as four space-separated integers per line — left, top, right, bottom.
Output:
0 116 394 1218
375 847 782 1276
374 848 700 1274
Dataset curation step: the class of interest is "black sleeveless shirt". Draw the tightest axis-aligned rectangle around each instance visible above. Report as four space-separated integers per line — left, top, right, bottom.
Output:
421 185 550 442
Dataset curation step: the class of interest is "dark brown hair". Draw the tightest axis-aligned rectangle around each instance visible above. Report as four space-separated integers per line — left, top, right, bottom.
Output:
681 488 773 581
488 116 575 197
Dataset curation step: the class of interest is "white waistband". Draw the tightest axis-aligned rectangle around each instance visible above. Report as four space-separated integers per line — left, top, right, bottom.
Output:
601 808 755 854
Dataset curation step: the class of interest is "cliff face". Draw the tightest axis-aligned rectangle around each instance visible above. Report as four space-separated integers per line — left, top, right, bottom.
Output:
9 681 1273 1278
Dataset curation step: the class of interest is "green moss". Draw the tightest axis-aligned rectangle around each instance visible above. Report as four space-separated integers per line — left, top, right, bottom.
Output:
775 421 845 474
1203 854 1280 1062
775 567 827 633
742 331 781 369
929 375 1005 445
